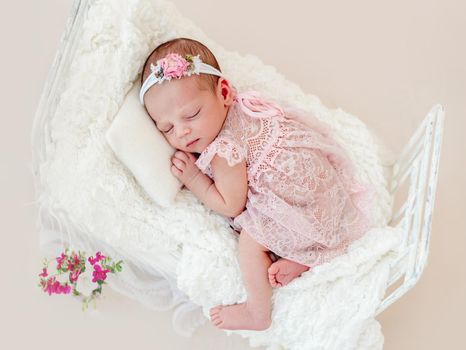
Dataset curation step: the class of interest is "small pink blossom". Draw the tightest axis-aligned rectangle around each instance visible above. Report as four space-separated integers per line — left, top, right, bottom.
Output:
88 251 105 266
72 254 80 266
60 284 71 294
92 264 110 283
44 277 71 296
56 253 66 268
65 254 81 271
69 268 82 283
158 53 189 79
39 268 48 277
44 277 59 295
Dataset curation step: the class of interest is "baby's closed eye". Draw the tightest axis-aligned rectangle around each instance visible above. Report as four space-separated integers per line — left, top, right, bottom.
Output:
186 108 201 119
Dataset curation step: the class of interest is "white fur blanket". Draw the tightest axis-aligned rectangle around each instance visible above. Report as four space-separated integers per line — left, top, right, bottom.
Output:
33 0 401 349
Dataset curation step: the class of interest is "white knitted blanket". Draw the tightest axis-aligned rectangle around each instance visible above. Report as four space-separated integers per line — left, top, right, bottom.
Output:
33 1 401 349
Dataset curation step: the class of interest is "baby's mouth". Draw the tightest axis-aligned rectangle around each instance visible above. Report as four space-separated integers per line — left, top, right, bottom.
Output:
186 138 200 148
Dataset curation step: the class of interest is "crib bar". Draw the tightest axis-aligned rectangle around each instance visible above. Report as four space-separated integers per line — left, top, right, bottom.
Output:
414 107 444 277
31 0 89 188
396 161 420 250
404 170 426 281
32 0 90 257
376 105 444 316
401 109 436 286
386 244 412 284
390 142 424 193
394 119 430 279
386 268 404 288
376 278 418 316
389 201 409 226
390 161 419 227
391 112 433 178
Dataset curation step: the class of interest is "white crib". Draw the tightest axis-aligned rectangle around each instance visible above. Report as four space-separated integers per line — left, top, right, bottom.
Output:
31 0 445 332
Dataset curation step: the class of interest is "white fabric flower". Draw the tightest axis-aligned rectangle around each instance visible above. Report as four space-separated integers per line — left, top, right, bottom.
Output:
192 55 202 74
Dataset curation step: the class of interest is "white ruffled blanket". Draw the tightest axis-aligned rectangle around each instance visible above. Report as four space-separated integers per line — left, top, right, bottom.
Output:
177 221 402 349
34 0 402 349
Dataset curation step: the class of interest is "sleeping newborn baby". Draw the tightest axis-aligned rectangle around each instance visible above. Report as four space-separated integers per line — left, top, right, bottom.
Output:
139 37 373 331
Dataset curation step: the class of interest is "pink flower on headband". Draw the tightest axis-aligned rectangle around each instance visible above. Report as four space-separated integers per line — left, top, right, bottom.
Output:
158 53 189 79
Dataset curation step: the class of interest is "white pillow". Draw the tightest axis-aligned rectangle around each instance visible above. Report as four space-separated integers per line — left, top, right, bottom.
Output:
105 84 182 207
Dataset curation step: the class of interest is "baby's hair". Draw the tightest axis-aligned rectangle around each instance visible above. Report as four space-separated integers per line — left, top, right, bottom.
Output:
140 37 222 94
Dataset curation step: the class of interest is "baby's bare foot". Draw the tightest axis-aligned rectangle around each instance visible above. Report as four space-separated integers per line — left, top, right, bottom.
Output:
209 302 271 331
267 258 310 287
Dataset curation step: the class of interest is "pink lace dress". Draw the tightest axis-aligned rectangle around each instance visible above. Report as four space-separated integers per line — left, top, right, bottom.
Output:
195 90 373 268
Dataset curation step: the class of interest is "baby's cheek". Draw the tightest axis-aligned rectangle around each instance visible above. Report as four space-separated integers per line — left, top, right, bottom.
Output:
165 136 177 149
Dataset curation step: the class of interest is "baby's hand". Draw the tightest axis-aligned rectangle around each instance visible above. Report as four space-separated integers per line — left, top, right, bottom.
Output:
171 151 201 187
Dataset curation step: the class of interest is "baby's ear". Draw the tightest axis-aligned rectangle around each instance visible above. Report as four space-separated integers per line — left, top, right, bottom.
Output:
218 78 235 106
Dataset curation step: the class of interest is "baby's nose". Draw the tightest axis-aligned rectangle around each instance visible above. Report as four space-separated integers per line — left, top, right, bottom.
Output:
176 127 191 138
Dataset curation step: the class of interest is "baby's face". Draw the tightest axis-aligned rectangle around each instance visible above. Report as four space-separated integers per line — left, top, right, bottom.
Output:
144 76 231 153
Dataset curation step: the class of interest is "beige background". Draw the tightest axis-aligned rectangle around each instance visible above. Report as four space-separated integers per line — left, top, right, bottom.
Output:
1 0 465 349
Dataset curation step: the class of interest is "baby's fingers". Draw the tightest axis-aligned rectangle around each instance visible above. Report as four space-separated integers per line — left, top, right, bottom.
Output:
173 151 189 162
171 164 183 177
172 157 186 170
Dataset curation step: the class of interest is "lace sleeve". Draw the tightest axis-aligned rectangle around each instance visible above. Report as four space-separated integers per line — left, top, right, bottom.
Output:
195 133 247 176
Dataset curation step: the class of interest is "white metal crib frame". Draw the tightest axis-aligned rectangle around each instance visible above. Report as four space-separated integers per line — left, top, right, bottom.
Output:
31 0 445 319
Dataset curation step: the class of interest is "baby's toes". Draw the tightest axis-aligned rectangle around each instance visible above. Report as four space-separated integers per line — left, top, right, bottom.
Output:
267 272 275 286
277 273 294 286
210 314 221 326
209 307 223 326
268 272 280 288
209 306 221 317
268 263 280 275
268 263 281 287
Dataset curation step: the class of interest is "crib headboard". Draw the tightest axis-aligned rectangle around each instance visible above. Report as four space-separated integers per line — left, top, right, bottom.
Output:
375 104 445 315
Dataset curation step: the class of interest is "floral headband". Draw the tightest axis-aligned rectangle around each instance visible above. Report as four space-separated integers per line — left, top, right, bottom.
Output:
139 53 224 105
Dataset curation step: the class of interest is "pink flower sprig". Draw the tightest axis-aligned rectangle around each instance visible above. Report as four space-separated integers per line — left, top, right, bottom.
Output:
151 53 197 81
37 248 123 310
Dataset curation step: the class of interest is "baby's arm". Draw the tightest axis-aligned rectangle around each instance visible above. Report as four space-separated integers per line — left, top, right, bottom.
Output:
171 151 248 217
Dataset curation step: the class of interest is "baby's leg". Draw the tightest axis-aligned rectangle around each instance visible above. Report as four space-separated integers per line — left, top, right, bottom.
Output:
268 258 310 288
209 230 272 331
